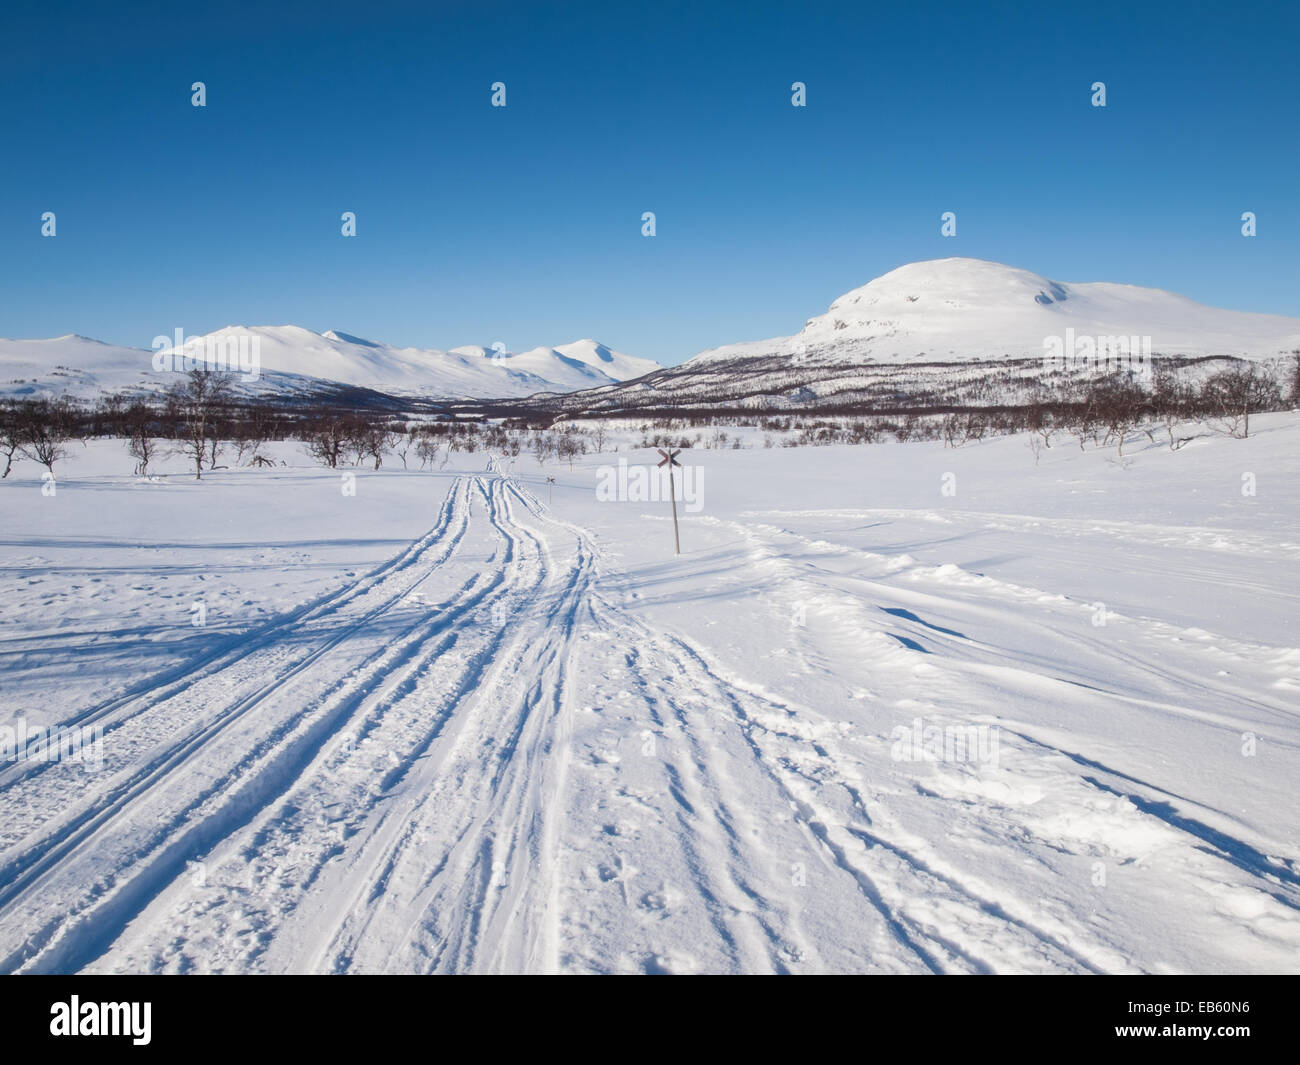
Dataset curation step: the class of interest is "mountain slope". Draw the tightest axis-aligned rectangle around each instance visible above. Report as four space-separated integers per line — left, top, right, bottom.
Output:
0 335 160 399
548 258 1300 415
696 258 1300 365
0 327 660 403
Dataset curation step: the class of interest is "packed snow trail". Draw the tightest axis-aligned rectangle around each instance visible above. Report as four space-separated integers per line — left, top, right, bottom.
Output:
2 473 1297 973
0 477 479 971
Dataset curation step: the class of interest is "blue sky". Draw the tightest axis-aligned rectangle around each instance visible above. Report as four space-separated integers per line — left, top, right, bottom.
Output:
1 0 1297 365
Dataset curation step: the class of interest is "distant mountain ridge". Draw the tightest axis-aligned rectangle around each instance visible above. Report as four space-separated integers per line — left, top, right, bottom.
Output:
693 258 1300 365
0 326 662 403
5 260 1298 414
539 258 1300 415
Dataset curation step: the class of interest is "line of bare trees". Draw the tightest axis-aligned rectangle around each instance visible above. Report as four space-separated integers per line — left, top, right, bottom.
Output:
1 369 288 479
0 397 80 477
2 355 1295 479
1006 363 1285 457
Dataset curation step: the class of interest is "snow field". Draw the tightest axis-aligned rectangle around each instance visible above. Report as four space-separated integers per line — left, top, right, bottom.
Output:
0 415 1297 972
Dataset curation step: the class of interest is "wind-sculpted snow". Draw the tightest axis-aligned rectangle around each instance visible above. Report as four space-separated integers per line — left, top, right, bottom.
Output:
1 416 1298 972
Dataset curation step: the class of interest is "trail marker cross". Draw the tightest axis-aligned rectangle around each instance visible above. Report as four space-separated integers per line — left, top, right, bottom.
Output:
545 476 555 505
656 448 684 555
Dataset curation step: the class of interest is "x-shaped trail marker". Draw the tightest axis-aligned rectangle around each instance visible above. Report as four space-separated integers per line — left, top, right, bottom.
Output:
656 448 683 555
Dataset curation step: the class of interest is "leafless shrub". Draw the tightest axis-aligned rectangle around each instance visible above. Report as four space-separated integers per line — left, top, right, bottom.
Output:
17 398 78 475
302 411 354 468
124 401 160 476
168 369 233 479
1202 364 1282 439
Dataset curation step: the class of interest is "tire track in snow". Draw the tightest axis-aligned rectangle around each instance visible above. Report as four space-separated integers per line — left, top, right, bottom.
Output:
500 490 1058 972
661 514 1297 971
0 478 495 973
266 479 568 973
79 477 563 974
585 597 1107 973
11 472 1260 974
305 480 591 974
594 515 1131 970
475 487 1093 972
506 487 834 973
0 475 475 854
0 476 471 761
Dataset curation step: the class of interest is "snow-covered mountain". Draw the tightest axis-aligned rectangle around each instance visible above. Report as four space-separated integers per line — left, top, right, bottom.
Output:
0 326 660 403
548 258 1300 415
694 258 1300 365
0 335 155 400
6 260 1297 414
445 338 660 392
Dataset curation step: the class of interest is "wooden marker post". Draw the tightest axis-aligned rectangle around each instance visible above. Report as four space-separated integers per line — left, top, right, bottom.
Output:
656 447 683 554
546 476 555 505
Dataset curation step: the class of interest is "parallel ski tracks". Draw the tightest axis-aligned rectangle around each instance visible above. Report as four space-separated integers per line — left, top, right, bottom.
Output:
6 474 1283 974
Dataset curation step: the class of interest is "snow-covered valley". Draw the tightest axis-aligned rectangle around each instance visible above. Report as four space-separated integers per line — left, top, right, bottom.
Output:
2 418 1296 974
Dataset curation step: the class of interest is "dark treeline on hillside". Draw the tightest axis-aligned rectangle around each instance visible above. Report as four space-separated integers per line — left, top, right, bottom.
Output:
2 356 1297 479
517 352 1300 421
613 359 1295 452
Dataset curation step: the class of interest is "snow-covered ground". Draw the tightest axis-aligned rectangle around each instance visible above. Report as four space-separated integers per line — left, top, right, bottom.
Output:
1 416 1297 974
